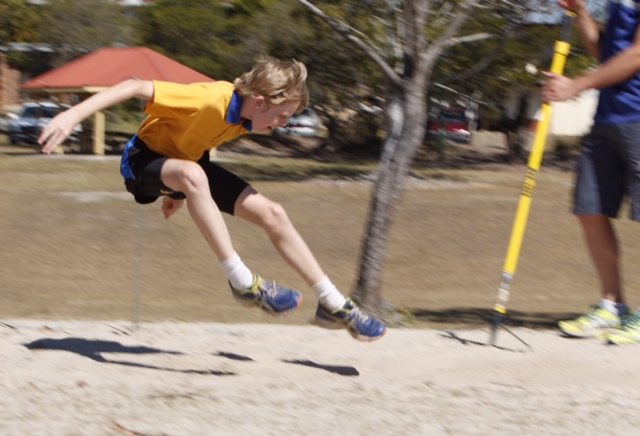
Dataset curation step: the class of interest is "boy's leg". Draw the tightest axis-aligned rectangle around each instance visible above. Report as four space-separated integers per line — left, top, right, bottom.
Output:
160 159 301 314
232 186 341 303
233 186 387 341
161 159 235 260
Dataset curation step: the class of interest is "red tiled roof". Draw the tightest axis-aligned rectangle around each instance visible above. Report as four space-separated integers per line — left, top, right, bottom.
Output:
22 46 213 89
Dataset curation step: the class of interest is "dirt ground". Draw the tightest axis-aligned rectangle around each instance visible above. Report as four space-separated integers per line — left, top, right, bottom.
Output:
4 140 640 436
3 320 640 435
2 140 640 332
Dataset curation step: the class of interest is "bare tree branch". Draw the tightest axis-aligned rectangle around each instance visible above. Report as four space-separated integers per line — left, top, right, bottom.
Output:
449 32 492 45
298 0 403 87
403 0 428 78
433 0 483 51
439 1 524 86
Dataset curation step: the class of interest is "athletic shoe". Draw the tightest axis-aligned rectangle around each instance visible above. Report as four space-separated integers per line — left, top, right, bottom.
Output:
313 299 387 341
230 274 302 314
606 313 640 345
558 304 623 338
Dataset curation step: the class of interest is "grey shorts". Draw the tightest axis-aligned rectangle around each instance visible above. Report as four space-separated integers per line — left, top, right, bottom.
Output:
574 122 640 221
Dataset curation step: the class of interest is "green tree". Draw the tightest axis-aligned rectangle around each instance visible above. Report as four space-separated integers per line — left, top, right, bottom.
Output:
37 0 134 66
433 4 597 109
136 0 276 80
0 0 42 44
0 0 49 76
298 0 540 321
264 1 386 152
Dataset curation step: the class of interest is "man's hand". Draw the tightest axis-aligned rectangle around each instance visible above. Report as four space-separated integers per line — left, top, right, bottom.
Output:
541 72 583 102
161 196 184 219
559 0 586 12
38 108 81 154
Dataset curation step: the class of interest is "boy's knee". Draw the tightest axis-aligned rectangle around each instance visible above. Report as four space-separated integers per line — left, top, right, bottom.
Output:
176 162 208 192
263 201 291 228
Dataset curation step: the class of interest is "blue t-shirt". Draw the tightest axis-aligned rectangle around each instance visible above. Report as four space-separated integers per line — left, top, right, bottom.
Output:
595 0 640 124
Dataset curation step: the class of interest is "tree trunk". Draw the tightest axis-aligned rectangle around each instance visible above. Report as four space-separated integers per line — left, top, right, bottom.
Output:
353 78 427 319
295 0 478 323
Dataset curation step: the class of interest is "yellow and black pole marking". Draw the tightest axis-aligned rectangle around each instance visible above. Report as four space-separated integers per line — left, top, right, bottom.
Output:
489 10 576 345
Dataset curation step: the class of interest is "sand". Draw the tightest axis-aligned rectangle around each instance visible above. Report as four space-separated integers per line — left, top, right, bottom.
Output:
1 320 640 435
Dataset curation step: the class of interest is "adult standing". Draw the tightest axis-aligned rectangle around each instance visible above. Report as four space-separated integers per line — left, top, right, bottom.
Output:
542 0 640 344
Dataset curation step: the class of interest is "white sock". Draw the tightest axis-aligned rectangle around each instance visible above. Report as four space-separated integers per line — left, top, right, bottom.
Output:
600 299 626 316
312 276 346 311
220 254 253 290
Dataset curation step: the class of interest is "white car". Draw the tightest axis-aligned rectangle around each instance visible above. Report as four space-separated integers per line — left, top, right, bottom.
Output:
274 108 322 137
9 102 81 145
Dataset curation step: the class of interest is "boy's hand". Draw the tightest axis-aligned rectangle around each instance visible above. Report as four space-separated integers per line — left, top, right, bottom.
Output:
38 108 81 154
161 196 183 219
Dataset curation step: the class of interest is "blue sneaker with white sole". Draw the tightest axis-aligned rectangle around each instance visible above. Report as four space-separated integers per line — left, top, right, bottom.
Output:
230 274 302 314
314 299 387 341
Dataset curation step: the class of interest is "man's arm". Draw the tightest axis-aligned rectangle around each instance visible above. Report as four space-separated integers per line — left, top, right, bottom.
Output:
39 78 154 154
565 0 601 59
575 25 640 91
543 23 640 103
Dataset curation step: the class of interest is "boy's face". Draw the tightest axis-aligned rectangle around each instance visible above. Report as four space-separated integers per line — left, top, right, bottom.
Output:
251 98 299 134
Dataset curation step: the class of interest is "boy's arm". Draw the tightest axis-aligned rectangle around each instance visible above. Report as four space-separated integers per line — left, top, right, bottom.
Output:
39 78 154 154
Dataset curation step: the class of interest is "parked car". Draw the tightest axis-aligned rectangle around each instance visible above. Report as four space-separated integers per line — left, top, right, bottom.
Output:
274 108 323 137
8 102 81 145
427 107 470 143
0 112 19 134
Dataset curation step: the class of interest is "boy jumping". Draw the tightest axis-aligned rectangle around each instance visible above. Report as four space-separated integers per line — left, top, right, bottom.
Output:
39 57 386 342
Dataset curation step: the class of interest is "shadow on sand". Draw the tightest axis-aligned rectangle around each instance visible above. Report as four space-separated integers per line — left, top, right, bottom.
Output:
282 359 359 377
24 337 235 376
410 307 578 330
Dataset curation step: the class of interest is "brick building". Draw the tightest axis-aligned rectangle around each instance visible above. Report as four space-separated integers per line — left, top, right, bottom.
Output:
0 52 21 110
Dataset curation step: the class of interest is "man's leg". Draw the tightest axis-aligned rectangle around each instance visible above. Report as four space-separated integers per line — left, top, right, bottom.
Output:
578 214 623 303
558 213 626 337
558 214 628 338
558 124 629 337
603 122 640 344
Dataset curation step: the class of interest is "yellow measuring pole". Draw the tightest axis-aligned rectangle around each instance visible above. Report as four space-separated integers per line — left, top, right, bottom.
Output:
489 10 576 344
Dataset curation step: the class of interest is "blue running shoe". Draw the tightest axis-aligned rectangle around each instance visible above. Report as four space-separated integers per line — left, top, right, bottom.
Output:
313 299 387 341
230 274 302 314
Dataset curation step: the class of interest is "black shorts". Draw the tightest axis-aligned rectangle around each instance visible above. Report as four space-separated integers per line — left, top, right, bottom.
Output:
574 122 640 221
120 136 250 215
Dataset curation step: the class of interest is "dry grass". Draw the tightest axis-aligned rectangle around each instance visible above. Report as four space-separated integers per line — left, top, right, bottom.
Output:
2 143 640 331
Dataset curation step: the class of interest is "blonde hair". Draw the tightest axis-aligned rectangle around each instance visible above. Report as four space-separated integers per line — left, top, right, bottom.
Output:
234 57 309 113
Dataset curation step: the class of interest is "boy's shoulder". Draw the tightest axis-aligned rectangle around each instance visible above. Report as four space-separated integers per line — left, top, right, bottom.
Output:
191 80 234 92
153 80 235 108
155 80 234 94
196 80 232 87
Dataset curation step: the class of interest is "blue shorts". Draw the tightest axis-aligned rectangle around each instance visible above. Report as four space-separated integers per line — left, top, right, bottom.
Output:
574 122 640 221
120 136 250 215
